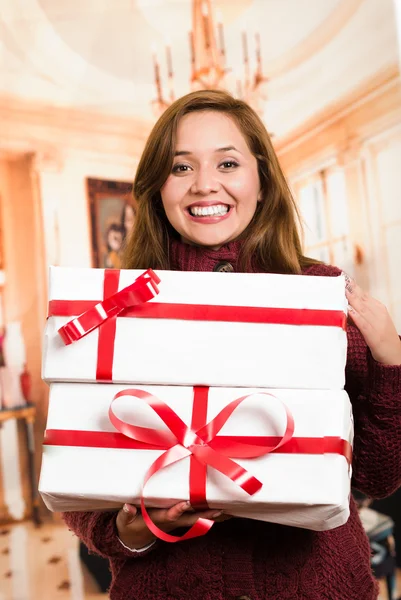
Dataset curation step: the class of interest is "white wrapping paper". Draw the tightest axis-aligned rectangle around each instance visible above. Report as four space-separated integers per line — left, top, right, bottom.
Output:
42 267 348 390
39 383 353 531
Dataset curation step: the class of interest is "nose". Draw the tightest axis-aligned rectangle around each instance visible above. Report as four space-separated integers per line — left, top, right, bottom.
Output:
190 166 220 196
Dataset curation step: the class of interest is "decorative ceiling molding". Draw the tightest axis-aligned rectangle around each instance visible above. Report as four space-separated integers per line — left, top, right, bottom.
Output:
0 94 152 164
0 0 397 138
276 65 401 164
267 0 365 77
0 0 142 99
0 94 152 140
0 0 363 94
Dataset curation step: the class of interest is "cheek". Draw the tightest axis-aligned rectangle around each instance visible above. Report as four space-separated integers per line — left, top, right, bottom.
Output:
161 178 186 210
160 194 175 219
228 173 260 204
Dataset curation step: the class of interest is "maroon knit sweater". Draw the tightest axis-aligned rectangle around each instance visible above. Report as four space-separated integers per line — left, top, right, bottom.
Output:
63 240 401 600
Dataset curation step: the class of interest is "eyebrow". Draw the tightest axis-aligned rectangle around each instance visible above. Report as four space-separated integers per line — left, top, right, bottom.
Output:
174 145 241 157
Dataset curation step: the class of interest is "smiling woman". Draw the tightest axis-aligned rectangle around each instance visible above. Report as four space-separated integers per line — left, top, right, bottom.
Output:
124 89 313 273
62 89 401 600
160 111 261 249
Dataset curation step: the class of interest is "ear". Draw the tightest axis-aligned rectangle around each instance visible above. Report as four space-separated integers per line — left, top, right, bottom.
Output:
257 191 263 203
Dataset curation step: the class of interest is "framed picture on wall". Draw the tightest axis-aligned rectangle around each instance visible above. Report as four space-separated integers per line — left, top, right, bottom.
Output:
87 178 136 268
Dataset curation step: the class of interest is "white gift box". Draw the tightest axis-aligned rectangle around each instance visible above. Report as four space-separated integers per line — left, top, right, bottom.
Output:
42 267 348 390
39 383 353 531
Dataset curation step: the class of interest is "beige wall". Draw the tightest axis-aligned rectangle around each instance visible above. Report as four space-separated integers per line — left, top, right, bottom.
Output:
277 67 401 331
0 155 48 406
0 155 48 520
0 113 147 521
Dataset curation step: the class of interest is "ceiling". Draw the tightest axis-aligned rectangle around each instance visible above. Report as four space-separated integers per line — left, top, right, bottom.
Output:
0 0 399 138
33 0 341 81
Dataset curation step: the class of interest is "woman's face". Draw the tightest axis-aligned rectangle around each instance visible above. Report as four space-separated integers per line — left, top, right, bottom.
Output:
160 111 261 249
124 204 135 235
108 228 123 252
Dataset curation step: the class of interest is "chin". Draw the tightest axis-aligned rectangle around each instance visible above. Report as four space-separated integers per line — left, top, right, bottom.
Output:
190 233 235 248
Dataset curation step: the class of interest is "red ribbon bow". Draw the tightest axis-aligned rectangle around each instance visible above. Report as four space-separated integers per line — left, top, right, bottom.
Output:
57 269 160 381
58 268 160 345
109 386 295 543
50 269 346 382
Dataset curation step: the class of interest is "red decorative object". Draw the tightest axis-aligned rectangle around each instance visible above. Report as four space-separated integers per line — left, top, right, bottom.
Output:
56 268 160 382
49 269 346 384
44 387 352 543
354 244 365 266
20 363 31 403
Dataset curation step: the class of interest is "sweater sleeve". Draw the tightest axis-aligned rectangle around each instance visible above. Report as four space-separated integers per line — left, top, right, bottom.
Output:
302 262 401 498
62 510 157 560
345 325 401 498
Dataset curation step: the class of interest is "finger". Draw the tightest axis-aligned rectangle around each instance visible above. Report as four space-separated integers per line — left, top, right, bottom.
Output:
346 288 374 321
347 306 373 337
346 288 388 329
177 509 223 527
345 280 364 301
212 514 233 523
344 275 381 313
117 503 138 528
343 272 362 297
163 501 192 522
343 272 384 307
342 272 356 294
345 285 369 305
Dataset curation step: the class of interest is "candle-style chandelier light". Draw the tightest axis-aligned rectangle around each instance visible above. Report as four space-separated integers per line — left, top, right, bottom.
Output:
151 0 269 117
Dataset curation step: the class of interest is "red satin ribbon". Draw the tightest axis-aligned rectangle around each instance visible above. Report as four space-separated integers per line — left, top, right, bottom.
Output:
45 386 293 542
51 270 346 382
43 387 353 542
43 430 352 463
56 269 160 381
106 387 296 542
50 300 346 329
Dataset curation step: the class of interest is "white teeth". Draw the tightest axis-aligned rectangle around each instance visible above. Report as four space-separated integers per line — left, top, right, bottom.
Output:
189 205 229 217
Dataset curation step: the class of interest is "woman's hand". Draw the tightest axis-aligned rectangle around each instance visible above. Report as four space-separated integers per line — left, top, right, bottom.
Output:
116 502 229 550
344 274 401 365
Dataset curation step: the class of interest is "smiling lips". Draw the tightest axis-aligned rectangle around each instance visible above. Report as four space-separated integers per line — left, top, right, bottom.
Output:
187 203 231 221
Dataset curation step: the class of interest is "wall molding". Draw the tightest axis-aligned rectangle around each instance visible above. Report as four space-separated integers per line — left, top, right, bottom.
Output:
0 94 152 158
267 0 364 78
276 65 401 175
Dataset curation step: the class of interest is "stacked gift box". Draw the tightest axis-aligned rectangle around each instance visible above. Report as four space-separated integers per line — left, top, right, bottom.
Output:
39 266 353 533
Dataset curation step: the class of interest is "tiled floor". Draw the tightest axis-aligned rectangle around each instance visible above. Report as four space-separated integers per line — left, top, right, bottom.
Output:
0 519 399 599
379 573 401 600
0 520 107 600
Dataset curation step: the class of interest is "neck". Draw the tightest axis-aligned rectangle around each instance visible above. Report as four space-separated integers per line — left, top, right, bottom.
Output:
180 236 228 252
169 236 244 272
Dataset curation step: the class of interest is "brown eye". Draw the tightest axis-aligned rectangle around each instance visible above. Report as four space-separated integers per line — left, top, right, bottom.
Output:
220 160 239 169
172 163 191 173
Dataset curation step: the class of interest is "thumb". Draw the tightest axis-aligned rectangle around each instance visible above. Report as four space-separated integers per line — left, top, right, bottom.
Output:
119 503 138 526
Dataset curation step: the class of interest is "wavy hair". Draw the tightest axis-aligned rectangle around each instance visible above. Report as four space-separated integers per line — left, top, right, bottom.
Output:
123 89 316 273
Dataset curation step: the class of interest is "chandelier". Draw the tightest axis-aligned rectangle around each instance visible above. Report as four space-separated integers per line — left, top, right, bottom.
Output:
151 0 269 117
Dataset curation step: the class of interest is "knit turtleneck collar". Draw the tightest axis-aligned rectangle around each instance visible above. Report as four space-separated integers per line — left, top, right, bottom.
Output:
169 237 243 272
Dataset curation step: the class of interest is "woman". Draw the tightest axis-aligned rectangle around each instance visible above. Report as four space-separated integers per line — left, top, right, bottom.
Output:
63 90 401 600
120 201 136 242
104 223 124 269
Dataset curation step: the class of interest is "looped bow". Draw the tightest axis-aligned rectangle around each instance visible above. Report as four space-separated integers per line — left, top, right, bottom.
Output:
109 387 295 543
58 269 160 345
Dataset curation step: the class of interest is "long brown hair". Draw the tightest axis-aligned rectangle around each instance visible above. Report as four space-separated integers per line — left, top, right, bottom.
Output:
123 89 316 273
